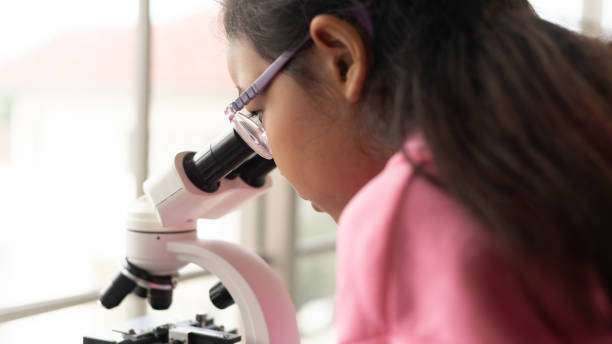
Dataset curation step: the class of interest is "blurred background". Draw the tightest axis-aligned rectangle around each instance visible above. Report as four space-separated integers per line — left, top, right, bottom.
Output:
0 0 609 342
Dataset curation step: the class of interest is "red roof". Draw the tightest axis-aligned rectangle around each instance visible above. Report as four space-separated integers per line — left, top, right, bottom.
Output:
0 11 233 90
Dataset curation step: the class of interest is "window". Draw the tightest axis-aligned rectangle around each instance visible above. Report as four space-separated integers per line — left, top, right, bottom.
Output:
530 0 584 31
0 0 244 341
0 0 139 314
603 0 612 35
0 0 141 341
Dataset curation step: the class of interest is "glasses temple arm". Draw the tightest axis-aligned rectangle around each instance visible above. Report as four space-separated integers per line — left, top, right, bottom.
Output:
226 34 311 115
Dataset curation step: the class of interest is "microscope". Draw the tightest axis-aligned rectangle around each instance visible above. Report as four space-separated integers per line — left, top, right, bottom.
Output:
83 129 300 344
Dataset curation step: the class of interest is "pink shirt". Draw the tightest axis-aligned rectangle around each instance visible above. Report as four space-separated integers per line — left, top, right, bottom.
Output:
336 136 612 344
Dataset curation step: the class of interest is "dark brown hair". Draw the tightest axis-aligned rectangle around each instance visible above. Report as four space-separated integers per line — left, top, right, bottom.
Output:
223 0 612 329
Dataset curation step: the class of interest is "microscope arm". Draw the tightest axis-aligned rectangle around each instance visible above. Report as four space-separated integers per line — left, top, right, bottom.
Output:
168 239 300 344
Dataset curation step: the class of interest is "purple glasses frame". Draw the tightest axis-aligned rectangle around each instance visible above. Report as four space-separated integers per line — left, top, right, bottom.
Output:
224 33 312 122
224 6 374 159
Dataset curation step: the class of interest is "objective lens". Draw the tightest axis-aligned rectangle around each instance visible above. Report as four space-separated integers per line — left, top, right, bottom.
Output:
99 272 136 309
148 288 173 310
147 274 174 310
134 286 148 298
209 281 235 309
100 260 176 310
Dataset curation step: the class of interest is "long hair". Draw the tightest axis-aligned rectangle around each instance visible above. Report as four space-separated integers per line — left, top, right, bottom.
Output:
222 0 612 328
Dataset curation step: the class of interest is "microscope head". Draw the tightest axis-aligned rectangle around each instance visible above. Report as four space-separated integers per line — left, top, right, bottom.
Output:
101 195 196 310
100 129 276 311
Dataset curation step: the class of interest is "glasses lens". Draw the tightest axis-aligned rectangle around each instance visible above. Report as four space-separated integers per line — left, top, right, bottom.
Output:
231 111 273 159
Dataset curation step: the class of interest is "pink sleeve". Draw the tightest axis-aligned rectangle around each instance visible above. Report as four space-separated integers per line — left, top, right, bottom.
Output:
336 142 611 343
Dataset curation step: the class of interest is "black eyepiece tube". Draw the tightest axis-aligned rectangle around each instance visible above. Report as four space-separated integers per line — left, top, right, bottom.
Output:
184 130 255 192
234 156 276 187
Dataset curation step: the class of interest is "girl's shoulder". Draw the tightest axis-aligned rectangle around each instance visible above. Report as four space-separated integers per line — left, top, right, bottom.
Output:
337 134 490 342
336 135 611 344
338 133 449 235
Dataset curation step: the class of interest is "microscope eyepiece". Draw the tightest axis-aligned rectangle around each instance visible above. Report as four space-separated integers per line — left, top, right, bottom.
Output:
230 155 276 187
184 130 255 193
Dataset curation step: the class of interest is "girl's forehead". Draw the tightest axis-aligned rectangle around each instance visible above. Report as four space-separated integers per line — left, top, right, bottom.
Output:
226 37 268 92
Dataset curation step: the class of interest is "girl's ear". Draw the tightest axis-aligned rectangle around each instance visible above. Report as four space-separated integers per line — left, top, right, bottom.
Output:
309 14 368 103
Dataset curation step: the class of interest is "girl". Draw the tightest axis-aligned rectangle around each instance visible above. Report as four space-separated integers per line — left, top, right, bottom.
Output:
221 0 612 342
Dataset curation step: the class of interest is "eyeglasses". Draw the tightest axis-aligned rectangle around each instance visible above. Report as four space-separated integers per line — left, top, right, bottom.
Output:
224 34 311 159
224 7 373 159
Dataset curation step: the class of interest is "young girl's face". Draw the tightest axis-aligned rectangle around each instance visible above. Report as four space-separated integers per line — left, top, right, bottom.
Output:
226 36 384 221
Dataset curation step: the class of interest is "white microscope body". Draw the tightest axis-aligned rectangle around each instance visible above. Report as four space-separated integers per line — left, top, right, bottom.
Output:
98 130 300 344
